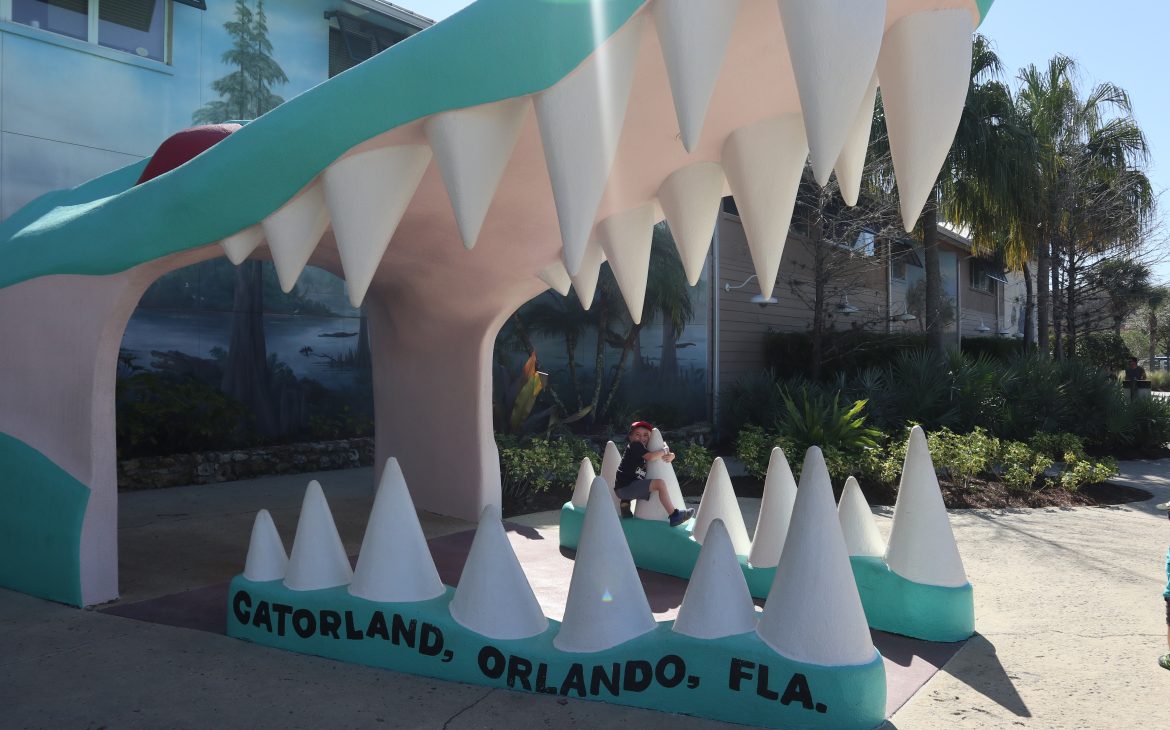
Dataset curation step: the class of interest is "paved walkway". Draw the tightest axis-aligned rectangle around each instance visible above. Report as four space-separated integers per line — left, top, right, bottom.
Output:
2 461 1170 728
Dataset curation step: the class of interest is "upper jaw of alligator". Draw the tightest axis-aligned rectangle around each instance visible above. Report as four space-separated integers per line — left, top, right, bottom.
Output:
214 0 980 320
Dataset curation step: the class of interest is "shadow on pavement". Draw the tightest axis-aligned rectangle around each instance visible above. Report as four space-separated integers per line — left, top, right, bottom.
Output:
946 633 1031 718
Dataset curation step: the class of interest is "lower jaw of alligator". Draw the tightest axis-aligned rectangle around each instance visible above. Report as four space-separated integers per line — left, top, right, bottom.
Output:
228 578 886 729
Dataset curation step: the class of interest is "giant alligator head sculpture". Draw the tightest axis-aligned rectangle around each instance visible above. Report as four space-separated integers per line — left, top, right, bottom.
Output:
0 0 993 607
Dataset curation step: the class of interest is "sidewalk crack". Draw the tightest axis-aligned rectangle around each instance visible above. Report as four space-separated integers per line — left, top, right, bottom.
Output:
442 687 495 729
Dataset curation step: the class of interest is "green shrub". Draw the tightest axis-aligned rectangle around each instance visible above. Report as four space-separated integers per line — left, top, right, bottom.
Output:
496 435 598 502
928 427 999 488
734 425 796 480
117 371 254 458
775 387 880 455
1125 396 1170 452
1028 432 1085 461
998 441 1053 492
1150 371 1170 392
671 441 714 484
1075 333 1133 373
1058 453 1117 491
961 336 1024 361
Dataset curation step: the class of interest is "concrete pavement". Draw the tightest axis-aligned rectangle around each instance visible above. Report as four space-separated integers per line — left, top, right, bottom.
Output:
2 461 1170 728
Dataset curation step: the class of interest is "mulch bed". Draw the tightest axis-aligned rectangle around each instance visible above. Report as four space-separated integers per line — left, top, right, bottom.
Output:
503 468 1151 518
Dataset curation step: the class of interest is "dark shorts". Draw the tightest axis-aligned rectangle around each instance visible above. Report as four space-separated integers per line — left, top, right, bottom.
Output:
615 479 653 501
1165 598 1169 626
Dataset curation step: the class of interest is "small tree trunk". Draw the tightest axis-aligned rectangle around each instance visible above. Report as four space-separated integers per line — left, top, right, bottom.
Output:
922 205 945 352
659 318 678 379
1065 259 1078 358
600 325 643 422
221 260 277 437
1052 244 1064 360
1022 262 1035 351
1149 306 1158 372
1037 240 1051 355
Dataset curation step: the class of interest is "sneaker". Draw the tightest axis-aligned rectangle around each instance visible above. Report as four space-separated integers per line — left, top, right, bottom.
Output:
1160 654 1170 670
669 508 695 527
620 501 634 519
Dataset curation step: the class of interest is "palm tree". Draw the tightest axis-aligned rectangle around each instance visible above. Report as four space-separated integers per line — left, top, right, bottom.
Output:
1014 56 1154 358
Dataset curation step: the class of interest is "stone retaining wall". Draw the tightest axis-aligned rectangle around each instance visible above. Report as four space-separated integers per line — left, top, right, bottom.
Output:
117 437 375 490
117 426 712 491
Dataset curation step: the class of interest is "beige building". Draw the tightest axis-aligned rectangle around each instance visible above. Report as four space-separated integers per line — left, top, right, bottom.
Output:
711 202 1031 395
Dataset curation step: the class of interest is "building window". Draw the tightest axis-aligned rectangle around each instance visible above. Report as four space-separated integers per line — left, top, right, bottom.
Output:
9 0 172 62
889 240 921 282
326 8 423 78
12 0 88 41
969 259 1006 293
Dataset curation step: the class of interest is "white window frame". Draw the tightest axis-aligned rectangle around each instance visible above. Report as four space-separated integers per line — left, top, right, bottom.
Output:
0 0 172 64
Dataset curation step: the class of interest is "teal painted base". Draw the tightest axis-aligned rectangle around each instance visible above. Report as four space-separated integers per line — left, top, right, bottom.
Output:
849 556 974 643
0 433 89 606
560 504 974 643
228 577 886 729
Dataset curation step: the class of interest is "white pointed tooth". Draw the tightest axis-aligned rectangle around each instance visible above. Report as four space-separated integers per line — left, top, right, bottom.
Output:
535 16 645 275
220 225 264 265
885 427 968 586
834 72 879 207
262 183 330 293
598 204 656 325
424 98 528 250
838 476 886 557
653 0 741 152
692 458 752 556
348 457 445 602
658 162 724 286
721 114 808 300
322 145 432 307
757 448 875 665
555 476 656 652
283 480 353 591
778 0 886 186
748 448 798 568
877 9 974 230
601 441 621 490
570 457 596 510
601 440 622 512
537 261 573 296
450 504 549 640
569 238 606 310
636 428 686 521
673 520 758 639
243 509 288 582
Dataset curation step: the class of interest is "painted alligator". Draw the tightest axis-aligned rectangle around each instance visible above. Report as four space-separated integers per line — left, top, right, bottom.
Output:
0 0 993 613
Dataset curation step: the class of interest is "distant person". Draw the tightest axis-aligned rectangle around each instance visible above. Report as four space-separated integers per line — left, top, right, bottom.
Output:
613 421 694 527
1125 357 1147 382
1159 499 1170 671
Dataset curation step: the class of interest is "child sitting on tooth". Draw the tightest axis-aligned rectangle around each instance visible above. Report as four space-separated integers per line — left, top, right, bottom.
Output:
613 420 694 527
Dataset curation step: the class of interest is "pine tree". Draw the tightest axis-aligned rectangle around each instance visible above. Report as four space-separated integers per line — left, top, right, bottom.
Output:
193 0 288 124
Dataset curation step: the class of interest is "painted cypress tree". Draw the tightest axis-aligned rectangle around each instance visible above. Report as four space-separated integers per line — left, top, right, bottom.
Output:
193 0 289 438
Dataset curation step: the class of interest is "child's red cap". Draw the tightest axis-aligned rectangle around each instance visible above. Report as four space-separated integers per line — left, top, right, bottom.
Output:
629 420 654 433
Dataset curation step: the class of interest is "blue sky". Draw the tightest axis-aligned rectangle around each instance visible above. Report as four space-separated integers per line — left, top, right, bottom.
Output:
409 0 1168 280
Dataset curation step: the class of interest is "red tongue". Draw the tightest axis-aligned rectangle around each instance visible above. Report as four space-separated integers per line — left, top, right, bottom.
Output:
136 123 242 185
